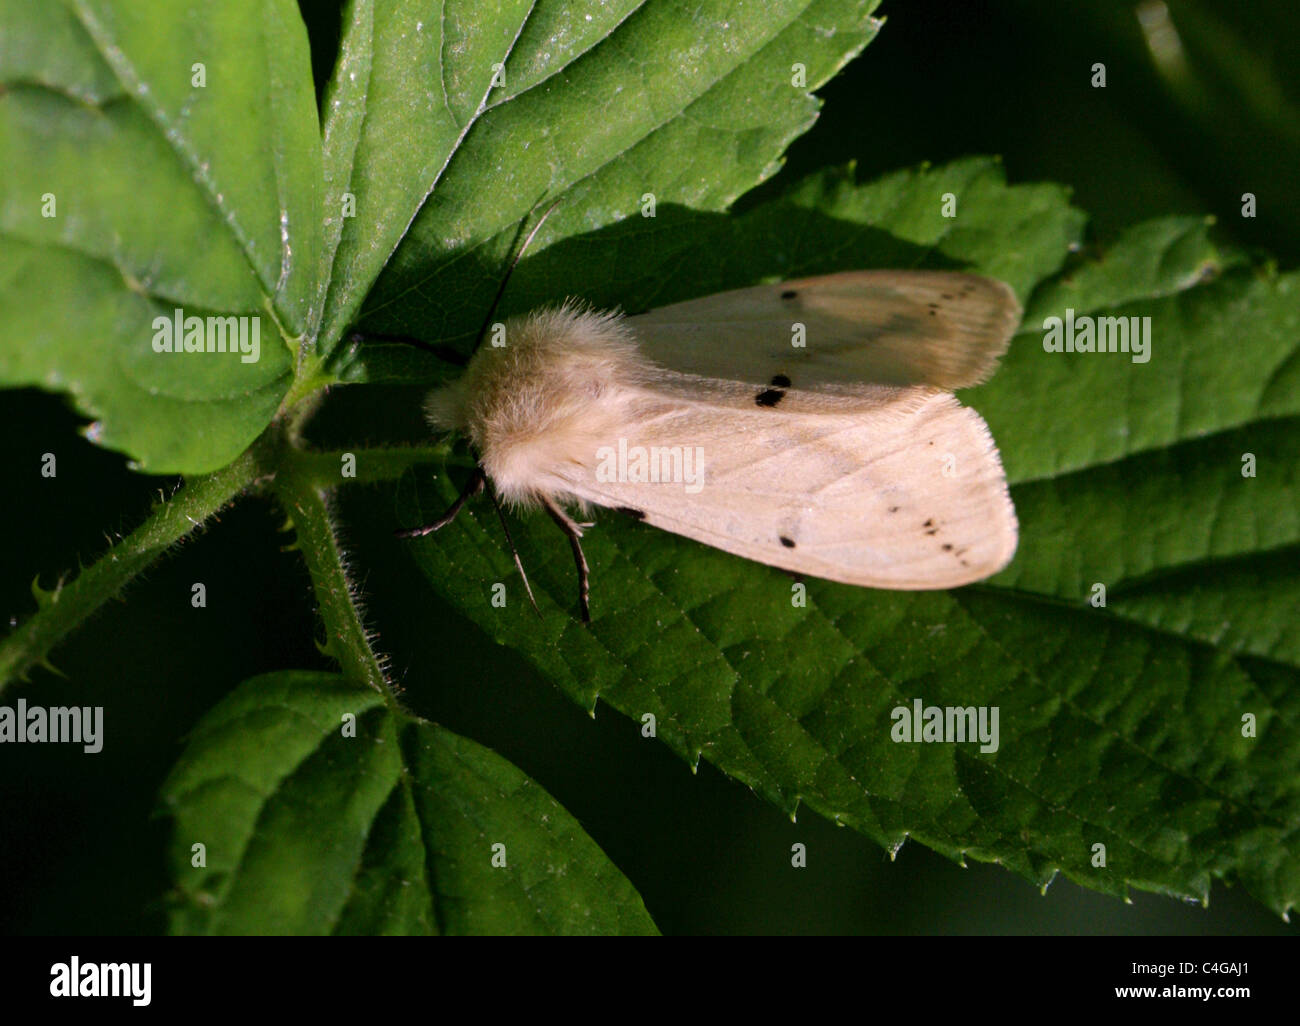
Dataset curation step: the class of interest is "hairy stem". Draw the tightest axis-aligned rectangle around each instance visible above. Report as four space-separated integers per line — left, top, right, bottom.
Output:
0 442 270 693
0 380 461 699
272 461 399 709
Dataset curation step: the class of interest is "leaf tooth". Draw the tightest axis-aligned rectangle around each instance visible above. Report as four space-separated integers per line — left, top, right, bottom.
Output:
887 834 909 862
931 841 970 868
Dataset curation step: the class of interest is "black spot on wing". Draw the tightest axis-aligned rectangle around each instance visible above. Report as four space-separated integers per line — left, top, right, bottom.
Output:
616 506 646 520
781 289 798 299
779 536 796 548
770 374 792 388
755 388 785 407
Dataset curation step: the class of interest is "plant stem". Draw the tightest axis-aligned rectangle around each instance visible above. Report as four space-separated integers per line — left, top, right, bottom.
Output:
0 442 270 693
0 376 460 700
294 443 469 488
272 461 400 709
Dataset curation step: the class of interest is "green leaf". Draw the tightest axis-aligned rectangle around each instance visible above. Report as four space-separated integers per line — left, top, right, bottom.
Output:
977 215 1300 666
398 161 1300 917
160 671 658 935
0 0 321 472
335 0 885 354
982 218 1295 484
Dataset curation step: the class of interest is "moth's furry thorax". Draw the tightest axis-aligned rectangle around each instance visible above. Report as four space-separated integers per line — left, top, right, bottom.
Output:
424 302 645 506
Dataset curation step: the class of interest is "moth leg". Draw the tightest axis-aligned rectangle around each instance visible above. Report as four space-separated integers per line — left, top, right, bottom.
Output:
395 465 486 538
484 485 542 620
541 496 591 624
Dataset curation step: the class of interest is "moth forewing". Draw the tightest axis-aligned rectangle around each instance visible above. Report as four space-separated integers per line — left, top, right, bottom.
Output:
628 270 1022 393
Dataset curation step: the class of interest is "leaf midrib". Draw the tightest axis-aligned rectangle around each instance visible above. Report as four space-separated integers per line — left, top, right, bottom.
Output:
70 1 287 333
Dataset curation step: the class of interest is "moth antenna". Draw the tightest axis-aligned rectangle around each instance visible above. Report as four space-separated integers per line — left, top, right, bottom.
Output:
346 330 468 367
485 484 542 619
541 495 591 624
343 196 560 360
394 466 485 538
470 195 563 355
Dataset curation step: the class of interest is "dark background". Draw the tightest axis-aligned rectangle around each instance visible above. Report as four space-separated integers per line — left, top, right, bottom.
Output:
2 0 1297 935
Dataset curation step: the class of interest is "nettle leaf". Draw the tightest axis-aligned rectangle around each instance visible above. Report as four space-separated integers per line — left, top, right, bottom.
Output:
981 216 1300 671
396 164 1300 916
161 671 657 935
0 0 321 472
334 0 885 355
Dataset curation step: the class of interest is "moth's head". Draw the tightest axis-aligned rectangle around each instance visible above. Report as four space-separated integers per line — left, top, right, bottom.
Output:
423 301 637 440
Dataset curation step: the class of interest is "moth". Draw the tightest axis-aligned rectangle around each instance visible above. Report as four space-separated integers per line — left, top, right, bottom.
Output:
398 270 1020 622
